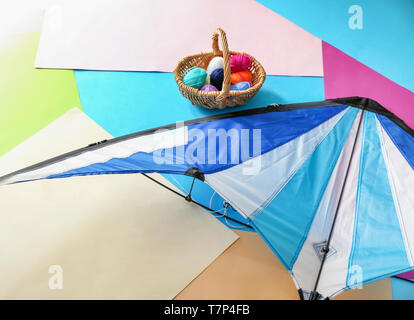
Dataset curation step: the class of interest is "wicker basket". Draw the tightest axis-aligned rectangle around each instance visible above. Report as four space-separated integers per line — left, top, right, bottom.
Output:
174 28 266 109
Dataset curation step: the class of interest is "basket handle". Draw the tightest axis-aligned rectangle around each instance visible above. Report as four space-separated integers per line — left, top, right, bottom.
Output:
211 28 231 102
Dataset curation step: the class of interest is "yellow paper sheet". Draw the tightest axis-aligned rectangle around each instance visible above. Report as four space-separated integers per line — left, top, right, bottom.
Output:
0 108 238 299
0 31 81 156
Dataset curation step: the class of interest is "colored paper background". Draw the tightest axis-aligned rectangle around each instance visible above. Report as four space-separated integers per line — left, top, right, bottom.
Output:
257 0 414 92
35 0 323 76
74 71 325 137
2 0 412 299
398 271 414 280
392 278 414 300
322 41 414 130
0 31 80 156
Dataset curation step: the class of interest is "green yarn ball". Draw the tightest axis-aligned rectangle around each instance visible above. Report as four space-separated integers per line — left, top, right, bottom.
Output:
183 67 207 89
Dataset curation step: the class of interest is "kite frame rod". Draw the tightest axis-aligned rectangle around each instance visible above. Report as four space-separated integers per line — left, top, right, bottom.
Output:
2 96 413 187
310 109 365 299
141 173 253 230
392 276 414 284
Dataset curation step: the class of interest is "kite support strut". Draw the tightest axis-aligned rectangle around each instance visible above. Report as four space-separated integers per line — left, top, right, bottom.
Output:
184 177 196 202
141 173 253 230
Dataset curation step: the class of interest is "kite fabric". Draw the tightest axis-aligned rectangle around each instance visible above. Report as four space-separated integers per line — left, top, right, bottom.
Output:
1 96 413 299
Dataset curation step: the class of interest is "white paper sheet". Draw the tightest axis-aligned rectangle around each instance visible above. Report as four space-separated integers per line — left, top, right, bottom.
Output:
34 0 323 76
0 108 238 299
0 0 57 36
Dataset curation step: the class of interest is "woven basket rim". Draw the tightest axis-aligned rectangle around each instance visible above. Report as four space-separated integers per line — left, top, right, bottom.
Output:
174 50 265 98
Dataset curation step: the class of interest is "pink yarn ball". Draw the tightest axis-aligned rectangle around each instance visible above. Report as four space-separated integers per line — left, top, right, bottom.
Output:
200 84 218 92
230 54 252 73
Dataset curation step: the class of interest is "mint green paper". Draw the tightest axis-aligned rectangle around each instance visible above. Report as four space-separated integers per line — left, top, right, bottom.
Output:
0 32 81 156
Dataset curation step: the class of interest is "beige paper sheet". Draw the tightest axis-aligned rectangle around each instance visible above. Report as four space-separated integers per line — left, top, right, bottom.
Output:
0 108 238 299
176 230 392 300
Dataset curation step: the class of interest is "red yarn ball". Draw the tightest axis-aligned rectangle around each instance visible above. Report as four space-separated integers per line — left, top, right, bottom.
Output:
230 54 252 73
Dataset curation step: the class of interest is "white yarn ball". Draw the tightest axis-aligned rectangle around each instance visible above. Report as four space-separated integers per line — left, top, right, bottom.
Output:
207 56 224 75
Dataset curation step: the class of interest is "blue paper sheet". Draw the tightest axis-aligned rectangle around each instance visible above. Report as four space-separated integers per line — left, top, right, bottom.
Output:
257 0 414 93
392 278 414 300
74 70 324 230
74 71 324 136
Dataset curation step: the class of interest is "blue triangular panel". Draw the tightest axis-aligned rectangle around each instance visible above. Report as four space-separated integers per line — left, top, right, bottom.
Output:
347 112 410 286
377 114 414 170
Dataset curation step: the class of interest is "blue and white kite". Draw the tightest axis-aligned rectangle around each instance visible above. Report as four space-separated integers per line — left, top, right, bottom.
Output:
1 97 413 299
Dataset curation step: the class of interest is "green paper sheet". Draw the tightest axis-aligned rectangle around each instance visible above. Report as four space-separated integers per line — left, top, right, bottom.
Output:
0 32 81 156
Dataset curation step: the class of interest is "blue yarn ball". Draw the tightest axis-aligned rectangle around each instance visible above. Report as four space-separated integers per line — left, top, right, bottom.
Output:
210 68 224 91
230 81 252 91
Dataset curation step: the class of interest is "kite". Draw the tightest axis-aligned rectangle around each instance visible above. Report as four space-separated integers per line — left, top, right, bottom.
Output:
1 96 413 299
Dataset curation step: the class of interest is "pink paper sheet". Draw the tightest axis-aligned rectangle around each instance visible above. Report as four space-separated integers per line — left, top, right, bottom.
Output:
35 0 322 76
323 41 414 129
397 270 414 280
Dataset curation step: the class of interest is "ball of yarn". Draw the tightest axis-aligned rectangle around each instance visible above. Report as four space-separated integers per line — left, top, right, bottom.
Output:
200 84 218 92
230 70 252 85
230 81 251 91
207 56 224 75
210 68 224 91
183 67 207 89
205 74 210 84
230 54 252 73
